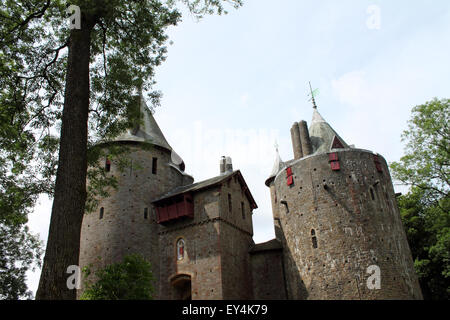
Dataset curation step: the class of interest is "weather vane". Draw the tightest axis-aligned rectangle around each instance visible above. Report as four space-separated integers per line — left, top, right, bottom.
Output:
308 81 319 109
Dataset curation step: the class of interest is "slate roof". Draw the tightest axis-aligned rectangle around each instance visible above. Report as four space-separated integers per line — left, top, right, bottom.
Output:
309 108 350 155
265 148 285 186
152 170 258 210
113 93 173 151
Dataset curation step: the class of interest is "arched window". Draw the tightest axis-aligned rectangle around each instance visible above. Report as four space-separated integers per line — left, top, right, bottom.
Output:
177 238 185 261
99 207 104 219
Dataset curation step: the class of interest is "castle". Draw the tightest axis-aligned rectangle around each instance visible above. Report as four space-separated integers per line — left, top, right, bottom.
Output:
78 94 423 300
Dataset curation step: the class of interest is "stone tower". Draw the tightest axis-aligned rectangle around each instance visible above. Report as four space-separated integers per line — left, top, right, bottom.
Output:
267 105 423 300
78 94 193 299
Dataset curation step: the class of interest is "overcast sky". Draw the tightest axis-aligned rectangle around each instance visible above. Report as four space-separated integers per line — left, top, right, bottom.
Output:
26 0 450 296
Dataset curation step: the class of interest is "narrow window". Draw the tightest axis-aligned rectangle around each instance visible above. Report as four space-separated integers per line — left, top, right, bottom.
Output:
152 157 157 174
177 238 185 261
370 188 375 201
144 208 148 219
228 193 232 213
99 207 104 219
241 202 245 220
105 158 111 172
311 229 318 248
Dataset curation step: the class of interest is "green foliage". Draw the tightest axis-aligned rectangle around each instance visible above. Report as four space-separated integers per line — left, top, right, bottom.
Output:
80 254 154 300
398 188 450 300
0 223 43 300
391 98 450 300
1 0 242 299
391 98 449 205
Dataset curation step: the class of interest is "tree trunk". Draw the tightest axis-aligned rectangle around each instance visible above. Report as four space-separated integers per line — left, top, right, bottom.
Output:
36 20 93 300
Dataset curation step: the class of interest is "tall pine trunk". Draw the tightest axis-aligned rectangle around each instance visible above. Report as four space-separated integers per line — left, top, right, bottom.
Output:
36 20 94 300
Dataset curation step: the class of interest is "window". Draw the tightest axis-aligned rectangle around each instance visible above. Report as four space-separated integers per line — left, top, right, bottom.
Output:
228 194 232 213
99 207 104 219
152 157 157 174
370 188 375 201
105 158 111 172
177 238 185 261
311 229 318 249
241 202 245 220
144 208 148 219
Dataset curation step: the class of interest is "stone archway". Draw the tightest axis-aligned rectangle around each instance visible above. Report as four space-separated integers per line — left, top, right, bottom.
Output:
170 274 192 300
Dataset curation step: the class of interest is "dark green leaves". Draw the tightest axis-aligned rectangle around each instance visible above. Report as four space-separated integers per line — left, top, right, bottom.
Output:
80 254 154 300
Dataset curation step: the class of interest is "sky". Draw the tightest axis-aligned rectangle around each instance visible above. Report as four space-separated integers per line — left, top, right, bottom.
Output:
26 0 450 296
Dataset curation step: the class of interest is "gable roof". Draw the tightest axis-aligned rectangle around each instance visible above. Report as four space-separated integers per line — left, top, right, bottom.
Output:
151 170 258 210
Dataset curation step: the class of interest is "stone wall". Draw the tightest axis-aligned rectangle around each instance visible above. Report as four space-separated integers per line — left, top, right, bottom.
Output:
78 142 189 299
158 173 256 300
250 247 287 300
158 187 224 299
273 148 422 299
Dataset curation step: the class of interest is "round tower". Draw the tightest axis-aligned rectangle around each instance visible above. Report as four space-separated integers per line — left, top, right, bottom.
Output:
78 95 193 299
269 107 422 300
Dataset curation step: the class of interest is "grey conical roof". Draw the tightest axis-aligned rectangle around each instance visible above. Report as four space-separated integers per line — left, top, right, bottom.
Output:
265 148 285 186
309 108 349 155
113 93 172 151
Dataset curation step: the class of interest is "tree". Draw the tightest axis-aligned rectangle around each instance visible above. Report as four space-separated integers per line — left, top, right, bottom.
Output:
0 224 42 300
391 98 449 205
391 98 450 300
1 0 242 300
397 188 449 300
80 254 154 300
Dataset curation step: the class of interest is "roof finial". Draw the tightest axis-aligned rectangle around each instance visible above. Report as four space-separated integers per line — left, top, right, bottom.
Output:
308 81 319 109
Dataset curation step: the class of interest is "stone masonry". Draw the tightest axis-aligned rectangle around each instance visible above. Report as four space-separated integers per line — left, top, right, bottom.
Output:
77 97 423 300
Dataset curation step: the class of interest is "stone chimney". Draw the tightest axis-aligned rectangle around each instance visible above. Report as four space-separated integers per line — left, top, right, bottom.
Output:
220 156 233 175
290 122 303 160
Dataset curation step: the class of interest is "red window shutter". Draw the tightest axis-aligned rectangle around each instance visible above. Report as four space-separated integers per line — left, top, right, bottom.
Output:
286 167 293 177
330 161 340 171
287 175 294 186
328 152 339 162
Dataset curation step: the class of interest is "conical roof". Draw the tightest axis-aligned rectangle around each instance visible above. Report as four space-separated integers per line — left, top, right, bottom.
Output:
113 93 172 151
265 147 285 186
309 108 349 155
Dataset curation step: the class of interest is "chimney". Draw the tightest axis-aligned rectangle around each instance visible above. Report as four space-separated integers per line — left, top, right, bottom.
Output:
298 120 313 156
290 122 303 160
220 156 226 175
220 156 233 175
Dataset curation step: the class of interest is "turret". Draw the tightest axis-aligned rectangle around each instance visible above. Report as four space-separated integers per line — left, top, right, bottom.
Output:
78 93 192 299
267 102 422 300
265 146 285 240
